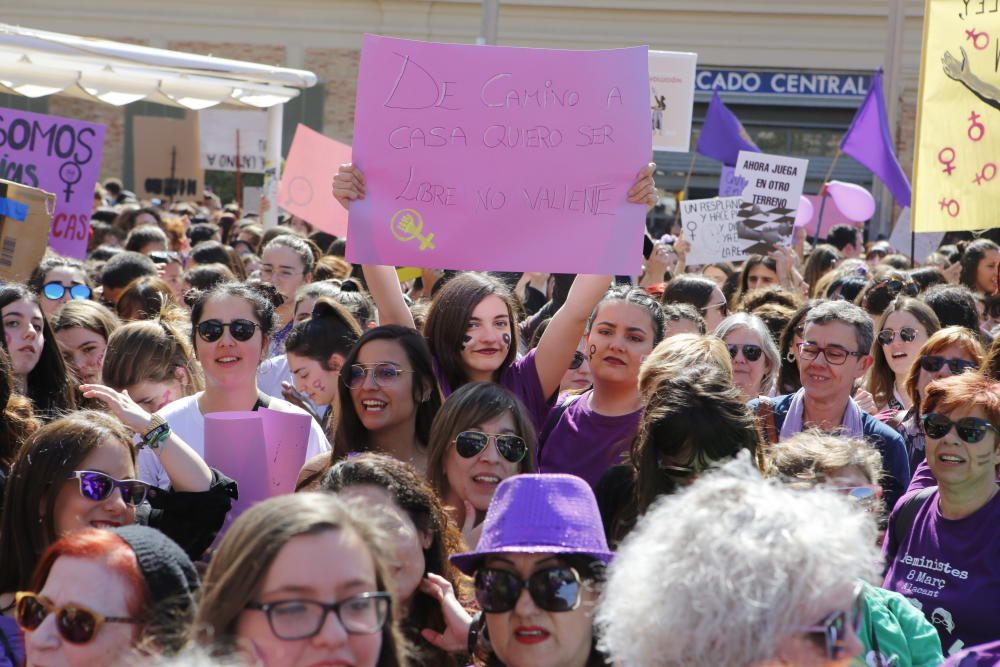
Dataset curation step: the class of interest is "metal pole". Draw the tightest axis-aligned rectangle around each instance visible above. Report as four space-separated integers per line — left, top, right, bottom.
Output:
877 0 906 239
263 103 284 229
478 0 500 45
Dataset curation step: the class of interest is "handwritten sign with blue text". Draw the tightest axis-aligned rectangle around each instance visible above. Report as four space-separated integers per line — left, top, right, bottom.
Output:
346 35 650 273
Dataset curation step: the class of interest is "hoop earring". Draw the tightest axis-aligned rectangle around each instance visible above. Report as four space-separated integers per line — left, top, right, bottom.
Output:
786 352 796 363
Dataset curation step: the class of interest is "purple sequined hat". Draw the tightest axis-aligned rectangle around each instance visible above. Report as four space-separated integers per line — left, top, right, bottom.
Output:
450 473 613 574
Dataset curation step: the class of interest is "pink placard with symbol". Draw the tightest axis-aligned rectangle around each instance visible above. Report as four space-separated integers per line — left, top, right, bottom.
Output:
0 109 105 258
277 124 351 235
346 35 651 274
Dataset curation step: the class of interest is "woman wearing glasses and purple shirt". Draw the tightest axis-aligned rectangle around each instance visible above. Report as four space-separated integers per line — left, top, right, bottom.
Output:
136 282 330 490
883 372 1000 657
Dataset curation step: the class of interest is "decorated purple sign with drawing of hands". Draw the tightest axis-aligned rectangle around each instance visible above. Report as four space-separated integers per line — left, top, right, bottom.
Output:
347 34 651 274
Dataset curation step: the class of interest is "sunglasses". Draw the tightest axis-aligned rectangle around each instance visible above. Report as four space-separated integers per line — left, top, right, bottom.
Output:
797 342 864 366
569 351 586 371
474 567 582 613
877 327 918 345
68 470 151 507
15 592 140 644
727 343 763 362
345 363 412 389
830 485 881 511
921 412 998 443
454 431 527 464
798 589 864 661
869 279 918 297
196 318 258 343
699 300 729 316
148 250 181 265
42 282 91 301
918 355 978 375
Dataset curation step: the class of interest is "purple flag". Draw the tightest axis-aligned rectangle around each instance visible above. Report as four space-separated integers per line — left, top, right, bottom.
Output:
695 90 759 166
839 70 912 208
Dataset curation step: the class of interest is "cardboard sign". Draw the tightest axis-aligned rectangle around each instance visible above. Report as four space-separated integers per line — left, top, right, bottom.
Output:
277 124 351 236
888 208 944 264
0 108 105 259
649 50 697 152
0 179 56 282
347 34 650 274
718 165 747 197
734 150 808 255
133 114 203 202
199 109 268 173
911 0 1000 231
680 196 746 264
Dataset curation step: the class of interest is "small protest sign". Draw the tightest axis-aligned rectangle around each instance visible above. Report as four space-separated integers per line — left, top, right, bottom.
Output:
718 165 747 197
277 124 351 236
199 109 268 173
680 196 746 264
734 150 808 255
648 50 697 152
347 34 650 274
0 108 105 259
133 114 203 201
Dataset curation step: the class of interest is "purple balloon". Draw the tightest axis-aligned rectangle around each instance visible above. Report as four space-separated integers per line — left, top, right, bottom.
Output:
827 181 876 222
793 195 814 228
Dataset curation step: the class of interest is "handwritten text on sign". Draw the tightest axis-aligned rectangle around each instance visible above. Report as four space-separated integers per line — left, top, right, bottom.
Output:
346 35 650 274
0 109 105 259
680 197 747 264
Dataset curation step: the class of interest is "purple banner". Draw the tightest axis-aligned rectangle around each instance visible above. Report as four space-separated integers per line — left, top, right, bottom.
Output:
0 108 105 259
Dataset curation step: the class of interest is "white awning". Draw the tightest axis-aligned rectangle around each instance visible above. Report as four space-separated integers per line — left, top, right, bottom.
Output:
0 23 318 109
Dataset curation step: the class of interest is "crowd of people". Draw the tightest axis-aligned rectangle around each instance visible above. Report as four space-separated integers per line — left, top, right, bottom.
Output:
0 165 995 667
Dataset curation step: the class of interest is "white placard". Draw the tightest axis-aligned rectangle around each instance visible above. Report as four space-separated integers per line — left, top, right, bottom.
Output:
199 109 268 173
888 208 944 265
680 196 747 264
733 151 809 255
649 50 697 152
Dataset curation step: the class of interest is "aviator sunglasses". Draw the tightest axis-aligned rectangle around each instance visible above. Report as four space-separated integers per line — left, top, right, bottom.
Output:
454 431 528 463
15 592 140 644
345 363 413 389
877 327 918 345
921 412 998 444
42 282 91 301
68 470 151 507
196 318 258 343
474 566 582 613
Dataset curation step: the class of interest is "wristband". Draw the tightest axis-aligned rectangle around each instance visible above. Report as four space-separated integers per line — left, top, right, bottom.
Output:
141 414 170 450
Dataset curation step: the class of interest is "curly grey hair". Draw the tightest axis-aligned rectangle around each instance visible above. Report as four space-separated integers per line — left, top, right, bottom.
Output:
596 456 880 667
713 312 779 395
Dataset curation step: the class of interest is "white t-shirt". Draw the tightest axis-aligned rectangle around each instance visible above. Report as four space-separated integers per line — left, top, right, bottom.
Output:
138 392 330 489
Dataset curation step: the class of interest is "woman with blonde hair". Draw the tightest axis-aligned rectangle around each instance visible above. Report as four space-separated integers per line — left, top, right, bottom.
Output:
637 333 732 401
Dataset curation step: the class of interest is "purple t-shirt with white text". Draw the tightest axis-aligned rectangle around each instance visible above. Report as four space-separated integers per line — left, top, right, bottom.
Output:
882 488 1000 656
538 390 641 487
939 640 1000 667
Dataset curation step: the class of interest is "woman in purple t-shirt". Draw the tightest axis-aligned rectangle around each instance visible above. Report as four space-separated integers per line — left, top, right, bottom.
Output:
538 287 666 486
883 372 1000 656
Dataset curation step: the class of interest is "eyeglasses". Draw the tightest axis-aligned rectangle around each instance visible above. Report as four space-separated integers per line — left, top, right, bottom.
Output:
918 355 978 375
797 342 865 366
830 485 881 511
68 470 151 507
727 343 763 362
921 412 999 444
797 589 864 661
877 327 918 345
474 567 582 613
569 351 586 371
245 592 391 640
15 592 140 644
149 250 181 265
345 363 413 389
42 282 91 301
454 431 527 464
699 301 729 316
196 318 258 343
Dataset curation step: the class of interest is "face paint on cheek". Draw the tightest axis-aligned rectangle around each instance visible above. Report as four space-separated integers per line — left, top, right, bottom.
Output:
461 335 472 351
501 333 511 348
588 344 597 361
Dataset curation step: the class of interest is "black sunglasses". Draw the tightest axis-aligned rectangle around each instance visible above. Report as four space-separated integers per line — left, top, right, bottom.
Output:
15 592 140 644
68 470 151 506
877 327 918 345
918 355 978 375
42 282 91 301
196 318 258 343
921 412 998 444
474 567 582 613
569 351 586 371
727 343 763 362
454 431 527 464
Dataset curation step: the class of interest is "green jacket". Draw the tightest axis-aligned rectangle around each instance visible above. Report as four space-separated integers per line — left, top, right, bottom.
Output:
854 582 944 667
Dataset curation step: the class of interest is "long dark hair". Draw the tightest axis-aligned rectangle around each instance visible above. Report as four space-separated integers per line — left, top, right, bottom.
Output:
333 325 441 459
284 298 363 371
865 297 940 407
0 284 75 418
322 453 467 667
959 238 1000 293
0 347 37 470
737 255 778 301
423 273 520 392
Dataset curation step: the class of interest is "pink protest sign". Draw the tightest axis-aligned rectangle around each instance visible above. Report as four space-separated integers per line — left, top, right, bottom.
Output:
0 109 105 259
278 124 351 235
260 407 311 495
347 35 650 274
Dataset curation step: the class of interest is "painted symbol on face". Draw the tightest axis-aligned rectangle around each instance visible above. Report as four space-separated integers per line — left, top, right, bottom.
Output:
501 333 511 349
938 147 957 176
965 28 990 50
968 111 986 142
588 344 597 360
390 209 436 250
461 334 472 351
973 163 997 186
938 198 961 218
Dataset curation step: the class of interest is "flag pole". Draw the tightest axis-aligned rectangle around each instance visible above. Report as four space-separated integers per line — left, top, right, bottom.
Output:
823 150 842 185
813 186 829 244
680 152 698 197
